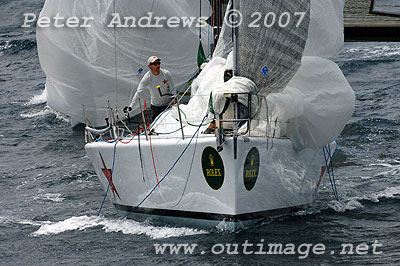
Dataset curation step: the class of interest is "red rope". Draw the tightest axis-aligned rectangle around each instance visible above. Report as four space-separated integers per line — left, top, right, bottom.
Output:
118 116 143 144
118 115 152 144
144 98 160 188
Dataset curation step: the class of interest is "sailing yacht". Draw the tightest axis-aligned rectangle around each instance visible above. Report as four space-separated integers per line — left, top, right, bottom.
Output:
37 0 355 228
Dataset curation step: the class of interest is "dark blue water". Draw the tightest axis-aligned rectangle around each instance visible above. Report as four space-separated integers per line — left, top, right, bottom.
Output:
1 1 400 265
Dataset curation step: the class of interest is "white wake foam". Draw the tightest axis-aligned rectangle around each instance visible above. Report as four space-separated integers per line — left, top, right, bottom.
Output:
0 216 44 227
373 164 400 178
365 186 400 202
328 199 364 212
20 105 70 123
345 44 400 60
25 89 47 106
34 193 65 202
31 215 208 239
20 108 53 118
328 186 400 213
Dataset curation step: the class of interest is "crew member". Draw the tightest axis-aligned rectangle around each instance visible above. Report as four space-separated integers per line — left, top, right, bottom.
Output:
125 56 176 120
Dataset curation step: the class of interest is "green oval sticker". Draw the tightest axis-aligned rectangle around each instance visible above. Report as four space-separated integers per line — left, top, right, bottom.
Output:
201 146 225 190
243 147 260 191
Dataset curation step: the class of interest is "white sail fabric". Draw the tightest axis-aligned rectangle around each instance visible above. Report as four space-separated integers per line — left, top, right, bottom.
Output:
251 56 355 149
209 76 259 117
213 0 344 63
151 57 227 135
37 0 211 126
212 0 233 59
303 0 345 58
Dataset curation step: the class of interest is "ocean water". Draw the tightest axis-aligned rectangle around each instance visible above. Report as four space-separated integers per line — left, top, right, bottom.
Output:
1 1 400 265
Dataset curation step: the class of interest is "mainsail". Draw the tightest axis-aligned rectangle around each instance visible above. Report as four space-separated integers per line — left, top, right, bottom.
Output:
37 0 211 126
237 0 311 95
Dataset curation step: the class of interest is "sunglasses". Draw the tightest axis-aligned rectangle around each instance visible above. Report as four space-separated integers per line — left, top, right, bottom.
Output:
150 62 161 65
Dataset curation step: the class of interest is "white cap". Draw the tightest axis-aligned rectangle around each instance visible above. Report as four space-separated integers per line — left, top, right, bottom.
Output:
148 56 160 64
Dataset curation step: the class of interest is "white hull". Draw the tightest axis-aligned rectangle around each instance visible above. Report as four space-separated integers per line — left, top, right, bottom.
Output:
85 136 328 228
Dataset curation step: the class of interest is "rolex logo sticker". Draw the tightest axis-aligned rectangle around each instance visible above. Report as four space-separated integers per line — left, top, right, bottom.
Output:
202 146 225 190
209 154 214 166
243 147 260 191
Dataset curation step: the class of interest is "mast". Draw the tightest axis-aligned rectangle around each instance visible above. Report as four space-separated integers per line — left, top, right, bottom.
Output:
232 0 239 76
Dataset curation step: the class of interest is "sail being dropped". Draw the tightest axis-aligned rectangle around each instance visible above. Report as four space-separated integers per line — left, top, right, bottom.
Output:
37 0 211 126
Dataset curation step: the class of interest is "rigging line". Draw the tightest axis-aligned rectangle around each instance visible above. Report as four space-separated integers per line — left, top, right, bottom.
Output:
120 114 209 221
113 0 119 106
322 147 336 200
97 141 118 216
326 144 339 200
199 0 202 40
208 1 210 57
139 0 155 63
128 0 156 104
148 96 186 131
179 108 211 127
118 115 133 135
323 146 339 201
137 118 146 182
144 98 160 188
357 82 400 98
172 120 201 207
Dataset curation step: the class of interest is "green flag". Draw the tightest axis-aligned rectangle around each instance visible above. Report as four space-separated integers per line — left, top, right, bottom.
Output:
198 42 206 67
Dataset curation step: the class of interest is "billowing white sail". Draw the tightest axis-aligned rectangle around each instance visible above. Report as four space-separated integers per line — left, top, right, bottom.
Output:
159 0 354 149
303 0 345 58
37 0 211 126
248 0 354 149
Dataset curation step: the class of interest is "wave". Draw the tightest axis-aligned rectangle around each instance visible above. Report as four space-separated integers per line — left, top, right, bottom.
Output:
328 199 364 212
25 89 47 106
30 215 208 239
20 105 69 124
33 193 65 202
0 39 36 56
0 216 43 227
342 44 400 60
340 118 399 137
20 108 52 118
360 186 400 203
327 185 400 213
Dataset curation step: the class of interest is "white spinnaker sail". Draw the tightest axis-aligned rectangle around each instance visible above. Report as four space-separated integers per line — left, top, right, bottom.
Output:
247 0 354 149
210 0 353 149
303 0 345 58
37 0 211 126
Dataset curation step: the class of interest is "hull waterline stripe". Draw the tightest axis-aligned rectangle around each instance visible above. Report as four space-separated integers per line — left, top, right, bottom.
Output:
114 204 307 222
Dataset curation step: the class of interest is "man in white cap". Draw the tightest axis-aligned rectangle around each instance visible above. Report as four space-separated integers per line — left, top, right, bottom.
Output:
125 56 176 120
